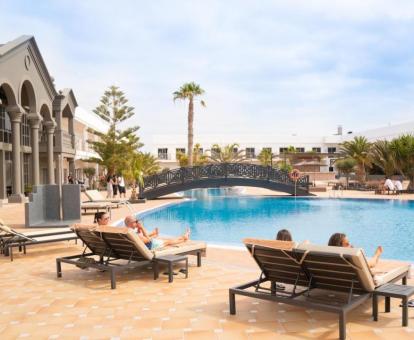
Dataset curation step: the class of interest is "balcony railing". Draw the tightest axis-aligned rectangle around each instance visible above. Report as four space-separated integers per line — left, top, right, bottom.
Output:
62 131 75 149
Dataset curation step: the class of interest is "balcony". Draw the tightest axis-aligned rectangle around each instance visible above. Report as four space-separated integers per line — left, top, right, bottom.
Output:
39 130 75 155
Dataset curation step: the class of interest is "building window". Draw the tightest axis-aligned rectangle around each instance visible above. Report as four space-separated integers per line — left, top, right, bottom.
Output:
279 147 288 153
246 147 255 159
158 148 168 160
21 114 30 146
296 147 305 153
23 153 30 186
328 147 337 153
176 148 185 160
312 147 321 153
0 106 12 144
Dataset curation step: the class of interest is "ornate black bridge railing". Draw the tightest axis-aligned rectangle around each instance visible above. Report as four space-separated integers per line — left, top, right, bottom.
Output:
139 163 311 199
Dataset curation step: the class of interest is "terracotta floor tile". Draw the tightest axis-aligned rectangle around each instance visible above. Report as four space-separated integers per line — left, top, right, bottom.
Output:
0 203 413 340
184 330 218 340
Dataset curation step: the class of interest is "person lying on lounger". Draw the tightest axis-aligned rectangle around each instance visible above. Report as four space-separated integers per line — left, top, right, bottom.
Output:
328 232 383 268
124 215 191 250
275 229 292 241
94 212 112 226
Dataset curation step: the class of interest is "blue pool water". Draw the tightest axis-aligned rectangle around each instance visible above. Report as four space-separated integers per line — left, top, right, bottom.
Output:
139 190 414 261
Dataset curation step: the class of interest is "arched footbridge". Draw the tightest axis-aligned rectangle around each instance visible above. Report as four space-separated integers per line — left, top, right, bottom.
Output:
139 163 313 199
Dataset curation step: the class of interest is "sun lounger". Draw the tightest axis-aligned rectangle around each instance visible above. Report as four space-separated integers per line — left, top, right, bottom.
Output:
229 239 410 340
85 189 128 204
80 201 118 218
0 222 78 261
56 224 207 289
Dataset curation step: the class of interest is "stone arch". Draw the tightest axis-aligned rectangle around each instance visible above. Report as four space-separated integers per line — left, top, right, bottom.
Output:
62 103 74 118
39 103 53 122
19 79 37 113
0 82 17 107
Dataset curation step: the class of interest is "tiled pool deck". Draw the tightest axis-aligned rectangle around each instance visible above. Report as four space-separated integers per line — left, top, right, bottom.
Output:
1 189 413 339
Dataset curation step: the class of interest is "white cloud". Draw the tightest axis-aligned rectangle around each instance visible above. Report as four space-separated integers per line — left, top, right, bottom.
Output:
2 0 414 151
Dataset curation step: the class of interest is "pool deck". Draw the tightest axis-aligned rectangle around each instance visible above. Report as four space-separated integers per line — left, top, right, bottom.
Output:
1 189 414 339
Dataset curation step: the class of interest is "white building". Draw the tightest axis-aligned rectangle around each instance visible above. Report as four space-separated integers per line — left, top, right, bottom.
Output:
152 121 414 173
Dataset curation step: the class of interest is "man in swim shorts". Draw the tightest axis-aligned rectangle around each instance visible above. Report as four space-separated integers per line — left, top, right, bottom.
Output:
124 215 190 250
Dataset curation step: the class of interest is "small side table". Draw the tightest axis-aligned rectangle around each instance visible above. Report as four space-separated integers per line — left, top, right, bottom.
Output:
373 283 414 327
153 254 188 283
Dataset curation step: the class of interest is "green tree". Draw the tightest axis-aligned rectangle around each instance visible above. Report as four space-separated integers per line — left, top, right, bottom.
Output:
176 143 207 167
275 160 293 173
371 140 396 177
176 151 189 167
125 152 160 200
193 143 208 166
390 134 414 189
173 82 206 166
83 167 96 189
335 158 357 188
340 136 372 183
258 148 274 167
208 143 246 163
87 85 142 175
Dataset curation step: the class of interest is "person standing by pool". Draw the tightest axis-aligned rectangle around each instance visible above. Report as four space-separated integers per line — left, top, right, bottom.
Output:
106 175 114 198
328 233 383 268
112 174 119 198
118 174 126 198
124 215 190 250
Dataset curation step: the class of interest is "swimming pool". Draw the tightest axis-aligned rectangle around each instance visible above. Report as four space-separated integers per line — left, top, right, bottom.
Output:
138 190 414 261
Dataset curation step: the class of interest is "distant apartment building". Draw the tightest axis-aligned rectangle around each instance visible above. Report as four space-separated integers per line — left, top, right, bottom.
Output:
151 133 343 173
0 35 106 202
152 121 414 174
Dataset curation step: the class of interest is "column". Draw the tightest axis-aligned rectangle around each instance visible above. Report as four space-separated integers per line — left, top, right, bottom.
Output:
27 113 42 186
56 153 63 185
0 150 6 199
44 121 56 184
69 158 75 179
68 117 75 149
8 107 25 203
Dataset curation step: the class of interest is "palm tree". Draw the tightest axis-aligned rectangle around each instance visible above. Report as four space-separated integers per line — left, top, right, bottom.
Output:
125 152 160 200
258 148 274 167
193 143 208 166
177 143 208 167
335 158 357 188
390 134 414 189
208 143 246 163
371 140 396 177
173 82 206 166
340 136 372 183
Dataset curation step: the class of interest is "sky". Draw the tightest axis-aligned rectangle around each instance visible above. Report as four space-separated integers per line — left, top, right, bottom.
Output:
2 0 414 151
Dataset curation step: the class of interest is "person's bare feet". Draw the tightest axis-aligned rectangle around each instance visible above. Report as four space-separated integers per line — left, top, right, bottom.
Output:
183 228 191 241
375 246 383 258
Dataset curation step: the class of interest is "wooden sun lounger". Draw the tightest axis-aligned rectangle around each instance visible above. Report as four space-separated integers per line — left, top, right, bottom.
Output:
56 224 207 289
229 239 410 340
80 201 118 218
0 225 78 261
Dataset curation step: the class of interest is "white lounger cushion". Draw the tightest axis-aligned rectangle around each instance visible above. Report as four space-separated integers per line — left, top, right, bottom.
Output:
371 260 411 286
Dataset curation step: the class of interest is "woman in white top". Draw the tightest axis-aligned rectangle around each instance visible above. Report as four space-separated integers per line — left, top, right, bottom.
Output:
106 175 114 198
